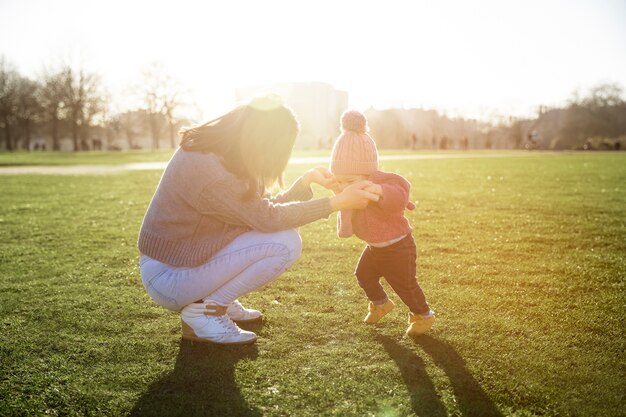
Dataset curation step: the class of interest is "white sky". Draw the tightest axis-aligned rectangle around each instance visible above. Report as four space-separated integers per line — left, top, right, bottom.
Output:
1 0 625 121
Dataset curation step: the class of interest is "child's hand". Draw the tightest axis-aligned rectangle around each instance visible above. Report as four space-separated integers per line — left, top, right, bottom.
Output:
303 167 338 190
330 180 379 210
364 183 383 197
330 184 342 195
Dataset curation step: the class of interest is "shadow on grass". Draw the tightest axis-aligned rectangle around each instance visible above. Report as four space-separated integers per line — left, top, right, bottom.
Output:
130 321 264 417
374 333 503 417
374 333 447 417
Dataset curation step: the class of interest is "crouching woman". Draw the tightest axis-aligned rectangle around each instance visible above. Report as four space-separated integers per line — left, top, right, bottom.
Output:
137 96 377 345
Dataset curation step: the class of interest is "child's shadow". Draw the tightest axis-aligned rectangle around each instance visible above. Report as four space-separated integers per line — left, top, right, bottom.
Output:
130 321 264 417
374 333 503 417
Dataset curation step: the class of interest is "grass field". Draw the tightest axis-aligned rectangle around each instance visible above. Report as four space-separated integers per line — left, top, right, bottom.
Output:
0 148 518 166
1 151 625 416
0 149 335 166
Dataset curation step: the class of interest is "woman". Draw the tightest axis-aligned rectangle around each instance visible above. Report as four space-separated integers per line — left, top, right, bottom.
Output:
138 95 378 345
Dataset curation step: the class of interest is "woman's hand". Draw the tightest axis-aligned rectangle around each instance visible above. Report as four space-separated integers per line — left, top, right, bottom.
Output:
330 180 380 211
364 183 383 197
302 167 338 190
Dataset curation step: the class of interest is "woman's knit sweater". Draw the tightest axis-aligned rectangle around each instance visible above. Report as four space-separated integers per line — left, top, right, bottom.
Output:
138 149 333 267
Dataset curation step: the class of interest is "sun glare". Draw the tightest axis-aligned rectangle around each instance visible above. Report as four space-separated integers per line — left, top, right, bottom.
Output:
1 0 625 121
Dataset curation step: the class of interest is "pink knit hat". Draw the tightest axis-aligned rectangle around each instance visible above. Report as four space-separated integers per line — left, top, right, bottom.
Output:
330 110 379 175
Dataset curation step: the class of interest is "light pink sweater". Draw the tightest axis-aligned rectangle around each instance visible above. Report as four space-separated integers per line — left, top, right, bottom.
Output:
138 149 333 267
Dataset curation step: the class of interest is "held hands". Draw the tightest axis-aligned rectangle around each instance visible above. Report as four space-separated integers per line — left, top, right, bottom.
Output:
364 183 383 198
302 167 338 190
330 180 380 211
301 167 383 211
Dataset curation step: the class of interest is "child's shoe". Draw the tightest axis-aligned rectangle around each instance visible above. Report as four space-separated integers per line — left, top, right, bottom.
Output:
406 310 435 336
364 299 395 324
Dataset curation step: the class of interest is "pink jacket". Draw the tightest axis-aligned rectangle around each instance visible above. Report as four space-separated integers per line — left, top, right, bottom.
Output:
337 170 416 243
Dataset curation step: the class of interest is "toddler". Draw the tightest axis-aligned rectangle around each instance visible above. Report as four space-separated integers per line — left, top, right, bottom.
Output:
330 110 435 336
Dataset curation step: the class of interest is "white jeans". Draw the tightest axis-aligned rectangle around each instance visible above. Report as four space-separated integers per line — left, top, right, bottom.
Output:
139 229 302 311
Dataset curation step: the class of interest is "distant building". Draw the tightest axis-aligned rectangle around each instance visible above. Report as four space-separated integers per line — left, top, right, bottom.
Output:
236 82 348 149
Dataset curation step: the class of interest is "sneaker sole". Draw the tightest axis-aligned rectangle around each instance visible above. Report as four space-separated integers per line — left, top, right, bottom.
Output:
182 333 257 345
406 317 435 336
364 304 395 324
230 315 263 323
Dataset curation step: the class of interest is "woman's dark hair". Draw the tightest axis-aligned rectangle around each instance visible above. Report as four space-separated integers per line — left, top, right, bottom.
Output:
179 95 299 199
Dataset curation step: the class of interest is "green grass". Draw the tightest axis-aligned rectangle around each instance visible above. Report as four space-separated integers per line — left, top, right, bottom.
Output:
0 149 178 166
0 148 528 167
1 152 624 416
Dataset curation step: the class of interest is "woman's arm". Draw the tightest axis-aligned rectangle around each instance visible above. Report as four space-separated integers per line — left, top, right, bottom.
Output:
301 167 337 190
269 177 314 204
196 175 377 233
270 167 338 204
329 182 378 211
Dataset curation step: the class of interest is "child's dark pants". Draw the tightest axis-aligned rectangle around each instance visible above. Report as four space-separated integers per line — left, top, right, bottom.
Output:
355 234 430 315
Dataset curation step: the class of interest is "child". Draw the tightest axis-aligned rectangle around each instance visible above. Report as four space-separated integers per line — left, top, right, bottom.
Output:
330 110 435 336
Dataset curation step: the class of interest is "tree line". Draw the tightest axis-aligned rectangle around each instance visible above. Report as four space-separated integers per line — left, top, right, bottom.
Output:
1 53 624 152
365 83 626 151
0 57 194 151
520 83 626 150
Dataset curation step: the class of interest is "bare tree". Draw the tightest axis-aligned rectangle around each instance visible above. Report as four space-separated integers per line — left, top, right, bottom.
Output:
162 91 182 148
38 69 66 150
14 77 42 150
60 65 107 151
135 63 187 150
145 93 164 150
583 83 624 108
109 110 144 149
0 57 19 150
558 83 626 148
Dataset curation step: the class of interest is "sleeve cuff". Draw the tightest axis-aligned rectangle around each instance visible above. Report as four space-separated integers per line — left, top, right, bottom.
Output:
285 177 314 202
302 197 333 220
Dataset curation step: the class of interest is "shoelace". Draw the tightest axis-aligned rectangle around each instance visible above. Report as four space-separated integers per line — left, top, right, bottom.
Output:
215 315 241 333
228 301 243 313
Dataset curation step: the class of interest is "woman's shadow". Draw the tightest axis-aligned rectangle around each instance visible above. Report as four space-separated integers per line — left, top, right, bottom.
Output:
374 332 503 417
130 322 264 417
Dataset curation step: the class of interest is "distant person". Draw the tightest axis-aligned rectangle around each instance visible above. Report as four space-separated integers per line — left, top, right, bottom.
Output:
440 136 448 150
329 110 435 336
137 95 379 345
462 136 469 150
526 130 540 150
411 133 417 150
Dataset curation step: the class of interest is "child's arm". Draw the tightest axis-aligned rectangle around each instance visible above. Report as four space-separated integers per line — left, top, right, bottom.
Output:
376 177 412 213
269 177 313 203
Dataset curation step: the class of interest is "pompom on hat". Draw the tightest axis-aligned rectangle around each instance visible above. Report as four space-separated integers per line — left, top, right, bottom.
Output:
341 110 367 134
330 110 379 175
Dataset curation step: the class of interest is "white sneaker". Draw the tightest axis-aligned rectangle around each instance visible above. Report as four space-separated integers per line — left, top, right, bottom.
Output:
226 299 263 322
180 300 257 345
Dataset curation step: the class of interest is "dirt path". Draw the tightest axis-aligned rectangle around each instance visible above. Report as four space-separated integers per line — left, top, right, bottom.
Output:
0 152 552 175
